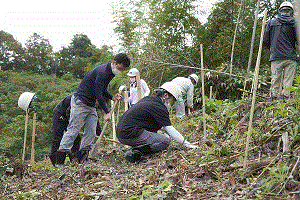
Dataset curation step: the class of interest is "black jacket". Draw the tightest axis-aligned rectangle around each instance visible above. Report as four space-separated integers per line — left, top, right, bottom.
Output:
53 94 72 120
263 14 298 61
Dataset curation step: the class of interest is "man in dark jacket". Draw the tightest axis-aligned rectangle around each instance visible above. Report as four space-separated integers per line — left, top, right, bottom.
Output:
56 53 130 167
263 1 298 100
49 94 102 167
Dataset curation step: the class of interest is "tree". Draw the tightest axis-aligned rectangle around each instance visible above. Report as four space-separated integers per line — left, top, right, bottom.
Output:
69 34 92 58
0 31 25 71
24 33 54 74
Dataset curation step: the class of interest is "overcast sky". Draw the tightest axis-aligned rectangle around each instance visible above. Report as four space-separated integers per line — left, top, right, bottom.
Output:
1 0 216 52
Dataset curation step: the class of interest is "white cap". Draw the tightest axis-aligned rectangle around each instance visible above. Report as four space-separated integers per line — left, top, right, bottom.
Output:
279 1 293 11
188 73 199 84
127 68 139 77
18 92 35 111
118 85 127 93
160 82 182 101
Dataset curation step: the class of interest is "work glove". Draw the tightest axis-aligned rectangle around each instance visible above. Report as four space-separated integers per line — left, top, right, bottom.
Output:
183 141 198 149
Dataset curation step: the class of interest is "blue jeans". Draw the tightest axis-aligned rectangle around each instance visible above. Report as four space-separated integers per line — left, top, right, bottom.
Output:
59 95 98 152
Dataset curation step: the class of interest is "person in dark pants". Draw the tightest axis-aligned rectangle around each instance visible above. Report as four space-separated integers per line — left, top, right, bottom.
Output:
49 94 102 167
116 82 197 163
263 1 298 101
56 53 130 167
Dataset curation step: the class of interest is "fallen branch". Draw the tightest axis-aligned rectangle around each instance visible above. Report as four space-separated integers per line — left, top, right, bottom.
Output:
278 156 300 194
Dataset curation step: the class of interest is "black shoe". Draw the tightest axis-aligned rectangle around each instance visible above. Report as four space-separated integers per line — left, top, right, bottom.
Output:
124 149 142 163
54 151 66 168
78 148 90 164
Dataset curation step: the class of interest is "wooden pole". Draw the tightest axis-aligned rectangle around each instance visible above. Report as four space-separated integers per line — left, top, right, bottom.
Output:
209 86 213 99
22 110 29 162
136 71 142 101
124 91 129 111
116 101 121 125
30 112 37 164
247 0 260 73
111 100 117 146
200 44 207 139
244 9 267 169
230 0 244 74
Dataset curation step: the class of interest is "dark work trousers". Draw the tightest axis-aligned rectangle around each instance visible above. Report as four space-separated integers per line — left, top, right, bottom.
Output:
51 114 81 156
118 130 170 155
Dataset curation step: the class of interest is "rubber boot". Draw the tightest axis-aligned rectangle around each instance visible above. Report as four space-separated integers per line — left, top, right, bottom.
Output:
55 151 66 168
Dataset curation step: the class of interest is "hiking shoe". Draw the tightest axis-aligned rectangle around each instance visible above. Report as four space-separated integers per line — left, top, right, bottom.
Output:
124 149 142 163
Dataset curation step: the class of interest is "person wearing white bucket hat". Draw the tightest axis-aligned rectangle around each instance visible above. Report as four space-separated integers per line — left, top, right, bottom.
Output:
127 68 150 106
116 82 197 163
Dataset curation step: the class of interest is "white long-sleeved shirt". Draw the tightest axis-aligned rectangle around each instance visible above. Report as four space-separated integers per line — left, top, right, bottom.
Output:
171 77 194 107
161 126 197 149
129 79 150 105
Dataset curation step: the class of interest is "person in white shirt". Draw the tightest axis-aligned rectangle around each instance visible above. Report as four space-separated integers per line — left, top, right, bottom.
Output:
127 68 150 106
171 73 198 118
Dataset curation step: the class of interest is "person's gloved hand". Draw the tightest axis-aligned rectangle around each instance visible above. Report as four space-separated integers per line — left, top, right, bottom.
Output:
112 93 122 101
104 112 111 122
183 141 198 149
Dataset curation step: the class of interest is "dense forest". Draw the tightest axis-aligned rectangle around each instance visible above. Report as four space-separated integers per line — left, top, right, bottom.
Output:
1 0 300 199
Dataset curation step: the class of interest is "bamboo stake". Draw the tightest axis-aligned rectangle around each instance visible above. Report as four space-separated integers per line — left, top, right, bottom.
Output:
243 9 267 169
209 86 213 99
111 100 117 146
116 101 121 125
247 0 260 73
124 91 129 111
200 44 207 139
90 97 120 159
30 112 37 164
230 0 244 74
22 110 29 162
136 71 142 101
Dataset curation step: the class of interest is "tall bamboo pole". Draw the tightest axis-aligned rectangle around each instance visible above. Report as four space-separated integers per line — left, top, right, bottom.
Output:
244 9 267 169
230 0 244 74
30 112 37 164
247 0 260 73
124 91 129 111
22 110 29 162
136 71 142 101
200 44 207 138
209 86 213 99
111 100 116 146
